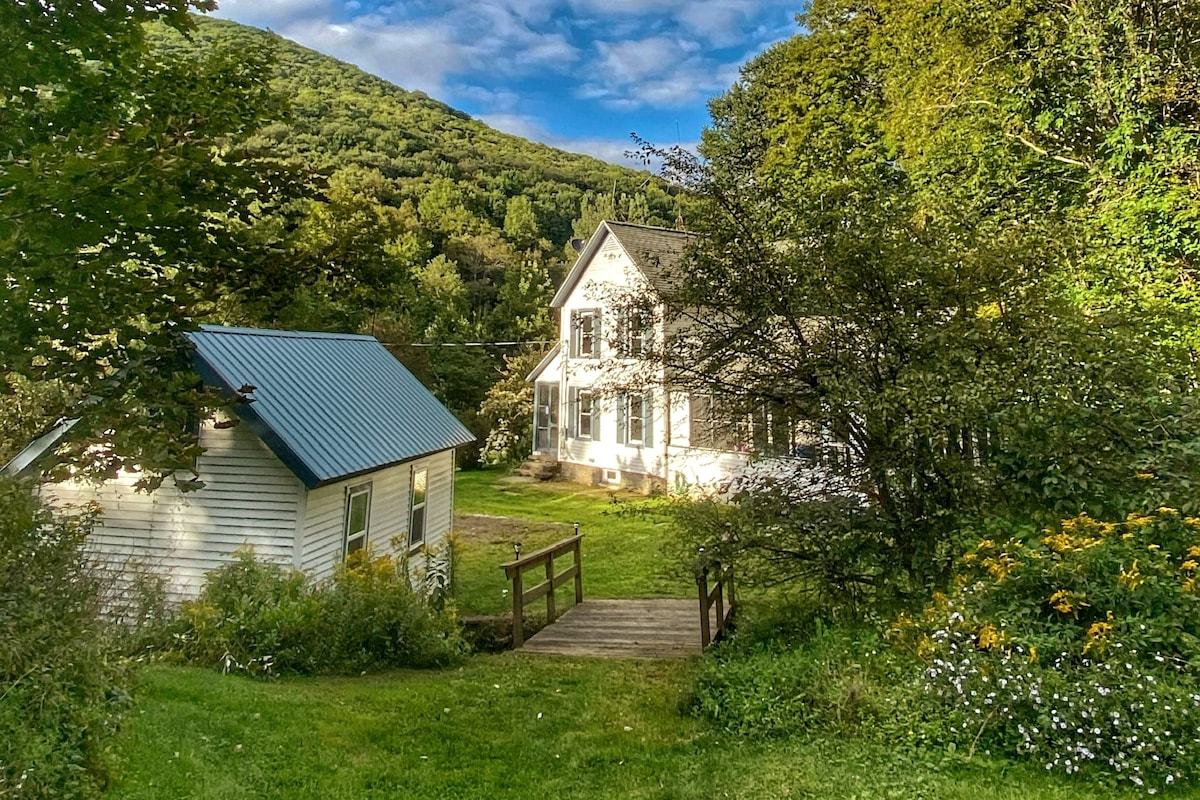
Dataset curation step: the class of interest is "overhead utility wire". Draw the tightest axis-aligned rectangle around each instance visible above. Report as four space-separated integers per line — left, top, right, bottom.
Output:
384 340 556 348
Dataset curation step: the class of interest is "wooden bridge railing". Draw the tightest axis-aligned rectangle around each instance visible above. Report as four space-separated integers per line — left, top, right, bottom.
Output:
499 527 583 648
697 556 735 649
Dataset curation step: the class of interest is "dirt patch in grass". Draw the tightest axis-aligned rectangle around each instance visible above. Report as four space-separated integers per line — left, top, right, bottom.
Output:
453 513 574 546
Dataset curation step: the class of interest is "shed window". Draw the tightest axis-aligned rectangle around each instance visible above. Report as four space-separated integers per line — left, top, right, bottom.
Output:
409 466 428 548
344 484 371 557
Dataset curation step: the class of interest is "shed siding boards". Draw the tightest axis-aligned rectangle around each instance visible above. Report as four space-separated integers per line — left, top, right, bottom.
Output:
17 326 474 603
299 449 454 581
43 420 302 604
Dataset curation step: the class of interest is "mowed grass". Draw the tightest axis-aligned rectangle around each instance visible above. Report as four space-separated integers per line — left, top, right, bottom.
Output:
107 660 1133 800
107 471 1144 799
452 469 688 615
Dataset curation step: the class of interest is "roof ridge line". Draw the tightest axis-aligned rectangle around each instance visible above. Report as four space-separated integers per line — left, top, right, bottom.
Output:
197 325 376 341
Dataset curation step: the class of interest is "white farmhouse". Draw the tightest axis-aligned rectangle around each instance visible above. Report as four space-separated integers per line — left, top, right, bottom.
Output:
527 221 802 492
8 325 475 603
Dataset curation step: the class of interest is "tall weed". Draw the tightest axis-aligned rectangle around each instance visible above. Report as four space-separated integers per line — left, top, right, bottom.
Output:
0 481 128 799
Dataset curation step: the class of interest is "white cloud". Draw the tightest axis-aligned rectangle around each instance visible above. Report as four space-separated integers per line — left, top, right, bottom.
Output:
581 36 742 110
477 112 664 169
212 0 334 29
212 0 795 165
276 18 469 96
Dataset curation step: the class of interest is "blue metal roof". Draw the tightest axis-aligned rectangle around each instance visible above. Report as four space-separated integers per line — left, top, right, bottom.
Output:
186 326 475 489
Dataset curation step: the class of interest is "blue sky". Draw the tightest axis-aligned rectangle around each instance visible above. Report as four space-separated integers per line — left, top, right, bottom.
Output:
213 0 802 167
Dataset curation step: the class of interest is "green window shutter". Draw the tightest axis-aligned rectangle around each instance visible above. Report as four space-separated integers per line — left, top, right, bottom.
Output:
616 392 627 443
643 392 653 444
568 386 579 438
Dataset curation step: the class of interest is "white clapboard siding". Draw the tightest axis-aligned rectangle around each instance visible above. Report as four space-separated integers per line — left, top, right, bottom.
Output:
667 446 751 490
43 421 303 604
554 229 671 483
298 450 455 581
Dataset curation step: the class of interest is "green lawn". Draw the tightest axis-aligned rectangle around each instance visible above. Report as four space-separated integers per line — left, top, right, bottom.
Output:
108 660 1135 800
105 471 1145 799
452 470 689 615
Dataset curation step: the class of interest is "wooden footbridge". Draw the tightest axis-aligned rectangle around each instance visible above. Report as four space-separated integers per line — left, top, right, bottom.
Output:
499 531 733 659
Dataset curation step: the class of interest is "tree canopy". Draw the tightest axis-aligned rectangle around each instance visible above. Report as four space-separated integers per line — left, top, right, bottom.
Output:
1 2 307 482
658 0 1200 600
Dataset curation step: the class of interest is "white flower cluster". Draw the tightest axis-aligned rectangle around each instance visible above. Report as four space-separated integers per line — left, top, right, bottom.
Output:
719 458 867 504
923 626 1200 794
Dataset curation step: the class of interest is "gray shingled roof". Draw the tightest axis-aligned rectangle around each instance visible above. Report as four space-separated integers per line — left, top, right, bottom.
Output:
604 221 694 294
552 221 694 307
187 326 474 489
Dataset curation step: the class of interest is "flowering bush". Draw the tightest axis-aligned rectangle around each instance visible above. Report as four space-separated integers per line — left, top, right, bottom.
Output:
156 549 464 676
894 510 1200 793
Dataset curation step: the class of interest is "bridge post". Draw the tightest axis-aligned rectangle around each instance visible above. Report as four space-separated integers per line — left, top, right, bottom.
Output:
697 566 712 648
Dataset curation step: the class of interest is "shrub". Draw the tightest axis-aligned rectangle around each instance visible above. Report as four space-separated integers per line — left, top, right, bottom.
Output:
0 480 128 799
320 551 463 671
690 606 894 737
894 510 1200 793
168 551 320 676
672 491 910 620
156 549 464 677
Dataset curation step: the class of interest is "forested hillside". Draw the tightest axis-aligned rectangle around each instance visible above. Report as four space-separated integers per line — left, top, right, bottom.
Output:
1 15 683 469
150 17 688 455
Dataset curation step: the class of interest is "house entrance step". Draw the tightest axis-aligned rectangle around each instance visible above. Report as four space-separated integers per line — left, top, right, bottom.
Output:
514 457 559 481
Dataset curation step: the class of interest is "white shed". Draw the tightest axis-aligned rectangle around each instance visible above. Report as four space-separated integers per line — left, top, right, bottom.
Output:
13 325 475 603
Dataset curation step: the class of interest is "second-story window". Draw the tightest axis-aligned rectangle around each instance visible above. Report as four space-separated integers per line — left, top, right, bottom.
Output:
617 307 651 357
571 309 601 358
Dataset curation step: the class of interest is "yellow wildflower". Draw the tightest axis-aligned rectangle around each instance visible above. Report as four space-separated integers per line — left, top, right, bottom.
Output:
1135 471 1155 480
1182 560 1198 572
977 539 996 551
1084 618 1113 655
1158 506 1179 516
977 624 1006 650
1187 545 1200 559
1119 560 1144 590
1048 589 1087 614
1042 532 1075 553
983 554 1017 581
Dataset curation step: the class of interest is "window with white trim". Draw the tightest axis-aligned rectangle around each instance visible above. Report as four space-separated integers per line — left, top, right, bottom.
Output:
568 387 599 440
344 484 371 557
616 391 652 446
570 309 601 358
409 466 428 548
617 307 651 357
